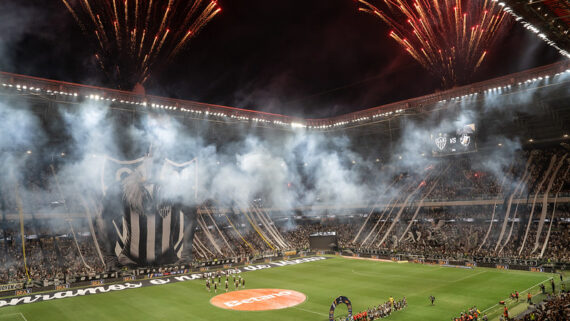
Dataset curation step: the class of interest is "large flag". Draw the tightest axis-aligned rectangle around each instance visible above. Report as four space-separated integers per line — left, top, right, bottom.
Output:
100 156 198 265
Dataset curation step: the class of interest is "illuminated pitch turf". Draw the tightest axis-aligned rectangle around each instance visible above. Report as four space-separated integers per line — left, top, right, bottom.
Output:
0 256 560 321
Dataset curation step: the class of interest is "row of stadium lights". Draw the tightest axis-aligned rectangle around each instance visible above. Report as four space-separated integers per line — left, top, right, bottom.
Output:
307 109 405 129
372 109 404 119
438 69 570 104
4 82 307 129
313 109 406 129
3 77 558 130
89 94 137 104
155 105 272 125
0 82 308 129
309 124 329 129
2 83 79 97
485 85 512 92
354 109 405 123
494 0 570 59
518 76 547 85
4 68 569 130
129 100 280 126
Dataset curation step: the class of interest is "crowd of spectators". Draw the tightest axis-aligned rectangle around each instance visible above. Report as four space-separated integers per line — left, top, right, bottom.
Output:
0 147 568 285
418 149 570 201
0 228 104 284
1 206 568 285
345 203 570 262
519 292 570 321
282 221 357 250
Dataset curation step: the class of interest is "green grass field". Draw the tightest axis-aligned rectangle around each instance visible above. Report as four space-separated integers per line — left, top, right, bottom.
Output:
0 256 559 321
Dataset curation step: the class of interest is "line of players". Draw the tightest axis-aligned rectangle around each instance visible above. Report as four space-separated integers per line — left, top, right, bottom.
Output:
350 296 407 321
452 306 487 321
205 269 245 293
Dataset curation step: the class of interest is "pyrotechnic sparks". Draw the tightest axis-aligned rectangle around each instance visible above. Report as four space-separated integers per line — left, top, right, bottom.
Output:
357 0 509 87
61 0 221 89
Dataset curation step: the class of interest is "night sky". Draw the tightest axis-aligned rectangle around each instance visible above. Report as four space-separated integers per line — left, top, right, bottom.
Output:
0 0 563 118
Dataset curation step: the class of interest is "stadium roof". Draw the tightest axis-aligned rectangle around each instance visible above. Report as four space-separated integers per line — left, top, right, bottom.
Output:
504 0 570 57
1 60 569 133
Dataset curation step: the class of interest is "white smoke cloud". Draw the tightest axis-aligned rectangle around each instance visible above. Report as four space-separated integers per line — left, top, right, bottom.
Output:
3 71 569 221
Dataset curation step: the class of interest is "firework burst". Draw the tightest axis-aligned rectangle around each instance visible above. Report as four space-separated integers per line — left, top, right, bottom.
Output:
357 0 509 87
62 0 221 89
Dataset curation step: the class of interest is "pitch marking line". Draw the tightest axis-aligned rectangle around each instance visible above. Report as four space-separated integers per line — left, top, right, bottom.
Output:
453 270 487 282
292 306 329 317
0 313 28 321
291 293 329 317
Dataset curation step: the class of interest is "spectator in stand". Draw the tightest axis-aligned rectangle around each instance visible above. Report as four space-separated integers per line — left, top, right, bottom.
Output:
520 292 570 321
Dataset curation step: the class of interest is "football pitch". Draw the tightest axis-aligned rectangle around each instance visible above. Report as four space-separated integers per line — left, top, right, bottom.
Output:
0 256 556 321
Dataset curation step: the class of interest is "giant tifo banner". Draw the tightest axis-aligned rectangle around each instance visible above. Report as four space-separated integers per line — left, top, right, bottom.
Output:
96 156 199 266
0 256 328 308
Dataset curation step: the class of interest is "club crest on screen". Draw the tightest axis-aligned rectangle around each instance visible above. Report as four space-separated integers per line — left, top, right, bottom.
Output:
460 134 471 146
435 136 447 150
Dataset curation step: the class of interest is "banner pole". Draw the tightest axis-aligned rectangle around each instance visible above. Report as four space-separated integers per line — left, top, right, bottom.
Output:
12 173 31 282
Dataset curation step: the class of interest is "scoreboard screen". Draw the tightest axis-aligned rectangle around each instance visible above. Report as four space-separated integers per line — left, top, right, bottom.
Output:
309 232 338 251
431 124 477 156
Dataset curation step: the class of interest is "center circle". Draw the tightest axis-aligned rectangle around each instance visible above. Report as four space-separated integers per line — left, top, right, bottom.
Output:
210 288 306 311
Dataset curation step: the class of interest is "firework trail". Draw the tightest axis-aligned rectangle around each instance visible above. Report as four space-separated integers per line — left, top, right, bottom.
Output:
62 0 222 89
357 0 509 87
